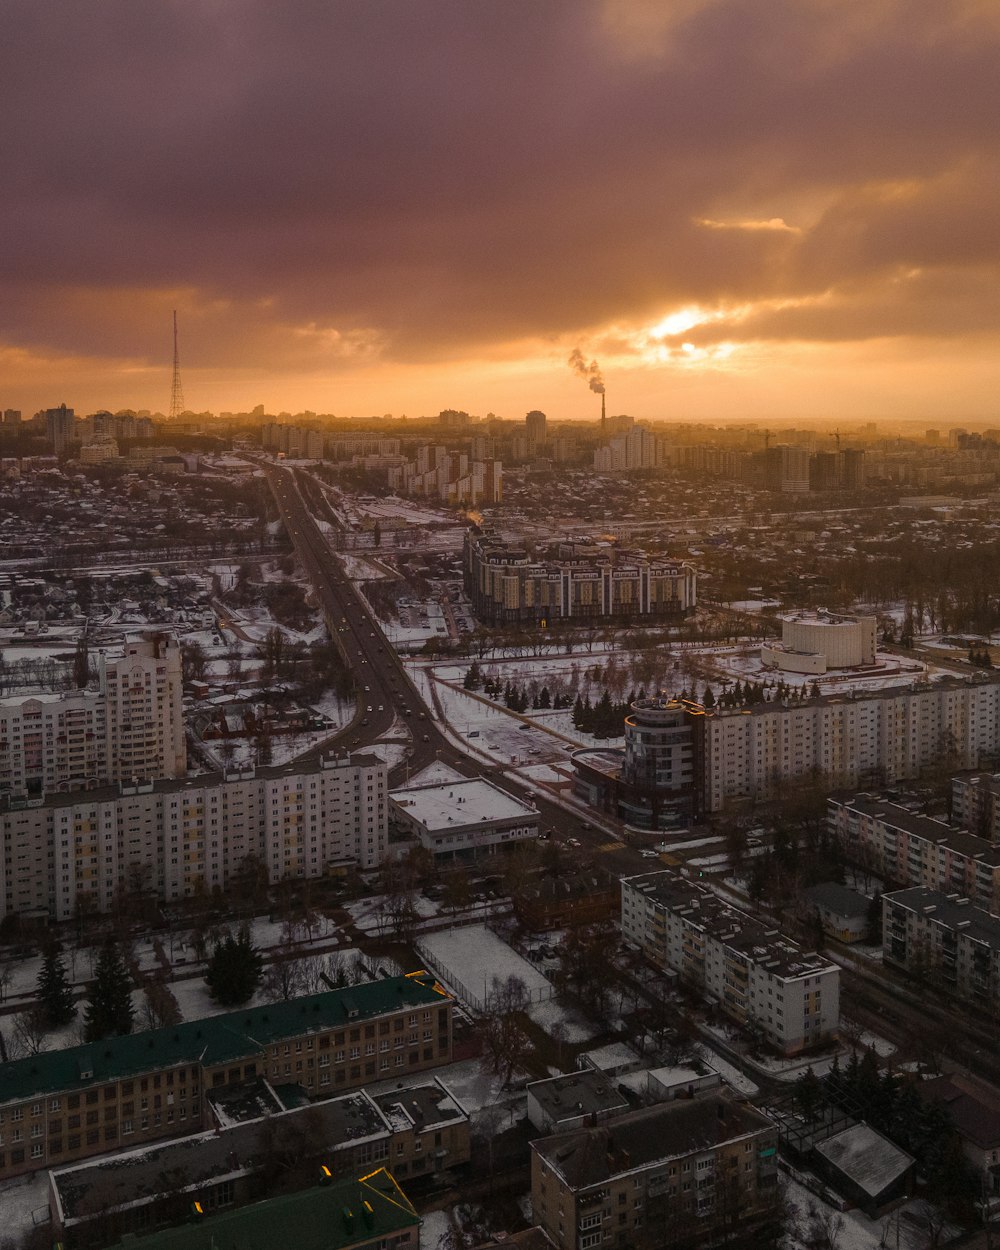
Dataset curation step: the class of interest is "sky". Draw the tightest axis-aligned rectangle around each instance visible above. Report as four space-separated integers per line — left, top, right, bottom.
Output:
3 0 999 423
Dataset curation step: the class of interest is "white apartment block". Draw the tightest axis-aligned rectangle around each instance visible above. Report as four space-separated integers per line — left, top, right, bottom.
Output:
883 887 1000 1008
0 753 386 922
621 871 839 1055
0 634 185 796
827 794 1000 912
701 676 1000 812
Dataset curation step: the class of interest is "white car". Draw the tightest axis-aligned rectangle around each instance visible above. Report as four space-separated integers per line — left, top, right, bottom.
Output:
639 849 661 859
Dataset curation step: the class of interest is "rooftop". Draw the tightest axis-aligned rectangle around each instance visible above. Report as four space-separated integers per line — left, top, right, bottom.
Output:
527 1070 630 1123
803 882 871 920
389 777 537 831
532 1096 774 1189
884 887 1000 951
100 1168 418 1250
814 1123 914 1199
623 870 837 981
0 973 448 1108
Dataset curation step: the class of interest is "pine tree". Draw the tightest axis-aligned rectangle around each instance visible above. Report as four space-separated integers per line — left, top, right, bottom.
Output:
205 926 263 1007
463 662 482 691
538 686 551 709
83 941 134 1041
702 685 716 709
37 940 76 1029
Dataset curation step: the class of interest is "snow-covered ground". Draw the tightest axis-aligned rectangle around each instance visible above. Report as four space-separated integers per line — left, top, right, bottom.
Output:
418 923 598 1042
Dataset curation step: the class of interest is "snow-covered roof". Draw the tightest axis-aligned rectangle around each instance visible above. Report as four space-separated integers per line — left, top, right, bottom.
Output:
814 1122 914 1198
389 778 537 831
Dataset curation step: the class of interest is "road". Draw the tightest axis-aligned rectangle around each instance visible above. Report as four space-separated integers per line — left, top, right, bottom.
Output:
263 463 619 852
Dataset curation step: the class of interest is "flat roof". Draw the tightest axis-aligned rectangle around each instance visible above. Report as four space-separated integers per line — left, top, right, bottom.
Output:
100 1169 418 1250
623 870 838 981
884 887 1000 951
532 1096 773 1189
527 1070 630 1122
832 796 1000 867
389 778 537 831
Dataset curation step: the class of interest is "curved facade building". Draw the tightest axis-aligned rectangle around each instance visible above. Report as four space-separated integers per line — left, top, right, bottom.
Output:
574 696 705 831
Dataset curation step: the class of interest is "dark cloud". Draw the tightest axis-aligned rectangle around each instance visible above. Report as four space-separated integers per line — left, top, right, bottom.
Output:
1 0 999 386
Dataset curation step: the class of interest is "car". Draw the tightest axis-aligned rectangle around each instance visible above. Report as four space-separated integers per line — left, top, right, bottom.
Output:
364 685 370 692
422 734 429 741
377 704 384 712
639 849 660 859
361 718 369 726
566 837 581 848
366 705 373 712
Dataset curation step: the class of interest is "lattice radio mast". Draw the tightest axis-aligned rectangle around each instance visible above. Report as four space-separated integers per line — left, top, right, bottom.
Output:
169 310 186 420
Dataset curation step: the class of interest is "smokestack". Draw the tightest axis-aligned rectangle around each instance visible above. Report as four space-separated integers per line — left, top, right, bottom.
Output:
601 392 606 440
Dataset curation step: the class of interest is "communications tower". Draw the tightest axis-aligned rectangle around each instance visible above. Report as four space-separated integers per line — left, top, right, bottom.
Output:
169 310 186 420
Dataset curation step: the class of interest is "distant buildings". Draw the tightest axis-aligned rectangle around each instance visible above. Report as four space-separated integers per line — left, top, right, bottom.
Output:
44 403 76 456
621 870 840 1055
0 633 185 797
0 752 387 922
387 445 502 506
525 409 547 453
464 528 696 626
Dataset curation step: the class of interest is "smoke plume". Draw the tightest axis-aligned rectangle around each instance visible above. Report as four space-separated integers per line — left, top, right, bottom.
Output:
568 347 604 394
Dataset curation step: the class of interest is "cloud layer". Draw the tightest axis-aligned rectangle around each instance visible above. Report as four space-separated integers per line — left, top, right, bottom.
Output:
2 0 999 415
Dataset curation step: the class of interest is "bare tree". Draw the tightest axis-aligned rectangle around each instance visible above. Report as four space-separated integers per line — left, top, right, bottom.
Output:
9 1006 49 1058
480 974 531 1088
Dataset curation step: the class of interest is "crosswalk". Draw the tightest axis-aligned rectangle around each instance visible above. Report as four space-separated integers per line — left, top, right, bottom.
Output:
599 839 625 852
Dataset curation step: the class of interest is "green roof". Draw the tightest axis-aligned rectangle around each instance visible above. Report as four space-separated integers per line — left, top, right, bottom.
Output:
103 1168 419 1250
0 973 449 1107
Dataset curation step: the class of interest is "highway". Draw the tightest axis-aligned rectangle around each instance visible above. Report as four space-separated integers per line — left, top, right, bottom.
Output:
263 463 615 852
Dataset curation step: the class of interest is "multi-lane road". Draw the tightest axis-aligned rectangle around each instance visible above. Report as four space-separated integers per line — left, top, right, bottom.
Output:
264 463 617 855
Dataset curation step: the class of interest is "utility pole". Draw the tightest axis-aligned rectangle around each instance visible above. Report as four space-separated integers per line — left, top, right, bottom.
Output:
169 310 186 420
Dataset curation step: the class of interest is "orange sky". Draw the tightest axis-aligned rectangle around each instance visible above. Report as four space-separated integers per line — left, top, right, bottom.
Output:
3 1 999 422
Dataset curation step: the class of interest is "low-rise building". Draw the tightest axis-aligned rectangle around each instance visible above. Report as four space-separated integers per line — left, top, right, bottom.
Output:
527 1071 630 1135
513 869 619 931
802 882 871 943
952 771 1000 842
389 777 539 859
0 974 452 1182
918 1072 1000 1194
813 1123 914 1218
49 1077 468 1247
622 871 840 1055
530 1095 780 1250
99 1169 420 1250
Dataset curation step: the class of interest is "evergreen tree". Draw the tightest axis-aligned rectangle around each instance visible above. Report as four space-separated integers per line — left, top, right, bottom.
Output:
702 685 716 709
463 662 482 691
538 685 551 709
37 940 76 1029
83 941 134 1041
205 926 263 1007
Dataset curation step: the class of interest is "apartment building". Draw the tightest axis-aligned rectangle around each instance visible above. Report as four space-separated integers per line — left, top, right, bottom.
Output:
387 447 502 505
883 886 1000 1008
531 1096 780 1250
621 871 839 1055
465 528 696 626
827 794 1000 912
0 753 387 922
952 771 1000 842
700 674 1000 811
0 974 452 1182
49 1078 468 1246
0 633 185 796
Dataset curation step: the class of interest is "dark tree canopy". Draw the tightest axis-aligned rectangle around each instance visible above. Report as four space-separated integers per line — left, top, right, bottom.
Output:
83 942 134 1041
205 927 263 1007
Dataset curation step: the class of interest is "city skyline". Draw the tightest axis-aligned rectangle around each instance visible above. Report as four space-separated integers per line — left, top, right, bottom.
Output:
3 1 999 421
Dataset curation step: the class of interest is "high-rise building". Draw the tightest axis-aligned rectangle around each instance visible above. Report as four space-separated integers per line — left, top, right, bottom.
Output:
0 752 388 921
44 403 76 456
0 633 185 796
525 408 546 452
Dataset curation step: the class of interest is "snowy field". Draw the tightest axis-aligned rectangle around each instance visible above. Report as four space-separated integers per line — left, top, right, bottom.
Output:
418 924 598 1042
